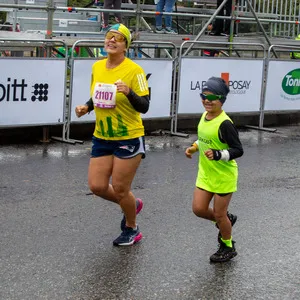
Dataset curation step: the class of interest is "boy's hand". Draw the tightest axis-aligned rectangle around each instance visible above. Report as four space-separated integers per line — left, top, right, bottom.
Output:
205 149 221 160
204 149 214 160
185 146 197 159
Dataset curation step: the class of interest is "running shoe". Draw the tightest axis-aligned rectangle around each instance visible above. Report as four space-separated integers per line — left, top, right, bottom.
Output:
113 226 142 246
120 198 143 231
217 212 237 242
216 212 237 229
220 32 238 37
208 31 222 36
210 240 237 263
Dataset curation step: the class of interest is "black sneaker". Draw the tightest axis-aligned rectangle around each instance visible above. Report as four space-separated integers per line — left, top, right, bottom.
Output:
113 226 142 246
221 32 238 37
227 212 237 226
120 198 143 231
216 212 237 229
208 31 221 36
216 212 237 242
210 241 237 263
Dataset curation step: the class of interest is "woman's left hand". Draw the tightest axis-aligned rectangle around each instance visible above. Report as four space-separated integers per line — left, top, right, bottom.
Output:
115 80 130 95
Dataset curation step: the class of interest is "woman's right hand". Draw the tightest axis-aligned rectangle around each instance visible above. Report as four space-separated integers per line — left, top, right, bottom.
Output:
75 105 89 118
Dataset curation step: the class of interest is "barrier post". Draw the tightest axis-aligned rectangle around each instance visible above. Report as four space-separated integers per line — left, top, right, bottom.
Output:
51 42 82 145
39 0 56 142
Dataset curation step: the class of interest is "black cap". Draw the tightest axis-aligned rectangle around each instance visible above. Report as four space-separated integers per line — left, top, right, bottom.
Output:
202 77 230 103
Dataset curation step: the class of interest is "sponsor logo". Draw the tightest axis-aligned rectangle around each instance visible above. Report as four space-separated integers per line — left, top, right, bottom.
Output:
119 145 136 152
0 78 49 102
190 72 251 95
281 69 300 96
198 136 212 145
31 83 49 102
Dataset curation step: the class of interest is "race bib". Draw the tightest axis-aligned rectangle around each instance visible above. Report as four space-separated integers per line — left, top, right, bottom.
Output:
92 83 117 108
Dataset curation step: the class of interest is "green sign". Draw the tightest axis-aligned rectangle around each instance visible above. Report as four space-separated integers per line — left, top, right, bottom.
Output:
282 69 300 95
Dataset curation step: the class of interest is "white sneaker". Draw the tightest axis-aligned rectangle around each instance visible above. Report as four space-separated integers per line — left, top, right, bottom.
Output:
165 27 177 34
155 27 165 34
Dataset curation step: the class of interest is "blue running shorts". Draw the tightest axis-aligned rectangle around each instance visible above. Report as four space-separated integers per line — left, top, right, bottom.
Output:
91 136 146 159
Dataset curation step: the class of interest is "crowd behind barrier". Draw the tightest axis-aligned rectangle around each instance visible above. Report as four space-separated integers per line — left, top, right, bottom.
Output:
1 37 300 141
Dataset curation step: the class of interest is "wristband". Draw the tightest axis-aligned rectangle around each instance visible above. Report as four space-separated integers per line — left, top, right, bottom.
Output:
191 142 199 150
212 149 221 161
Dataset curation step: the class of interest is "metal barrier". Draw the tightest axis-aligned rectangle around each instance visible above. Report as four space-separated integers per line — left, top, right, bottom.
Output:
259 44 300 129
2 37 300 140
56 40 178 144
0 0 299 38
237 0 300 38
173 40 266 136
0 39 68 137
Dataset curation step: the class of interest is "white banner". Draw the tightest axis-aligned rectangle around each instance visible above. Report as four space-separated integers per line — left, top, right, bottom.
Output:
59 20 68 28
0 59 66 126
70 59 173 122
178 58 264 114
264 61 300 111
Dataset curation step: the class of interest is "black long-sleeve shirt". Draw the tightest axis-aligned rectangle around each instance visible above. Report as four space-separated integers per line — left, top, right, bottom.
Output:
217 119 244 160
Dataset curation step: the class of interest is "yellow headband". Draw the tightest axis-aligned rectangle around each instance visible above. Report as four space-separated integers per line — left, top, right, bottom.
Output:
108 24 131 49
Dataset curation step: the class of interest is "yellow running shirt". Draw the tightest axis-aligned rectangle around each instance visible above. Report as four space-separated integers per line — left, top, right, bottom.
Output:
90 57 149 140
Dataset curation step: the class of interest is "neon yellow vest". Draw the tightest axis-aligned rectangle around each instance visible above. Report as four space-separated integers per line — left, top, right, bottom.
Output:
290 34 300 59
196 111 238 193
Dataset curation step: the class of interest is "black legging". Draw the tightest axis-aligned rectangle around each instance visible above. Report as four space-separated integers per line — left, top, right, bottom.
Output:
214 0 232 34
101 0 123 27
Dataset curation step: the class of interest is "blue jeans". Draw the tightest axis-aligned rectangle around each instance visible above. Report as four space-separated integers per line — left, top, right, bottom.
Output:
155 0 176 29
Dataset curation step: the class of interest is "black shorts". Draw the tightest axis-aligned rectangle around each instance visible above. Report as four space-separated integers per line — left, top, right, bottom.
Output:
91 136 146 159
197 187 231 197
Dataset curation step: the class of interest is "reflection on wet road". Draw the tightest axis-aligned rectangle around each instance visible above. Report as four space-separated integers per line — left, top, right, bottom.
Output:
1 126 300 299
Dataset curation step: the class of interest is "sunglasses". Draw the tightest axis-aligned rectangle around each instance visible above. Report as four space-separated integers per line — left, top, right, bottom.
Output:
105 31 126 43
200 93 223 101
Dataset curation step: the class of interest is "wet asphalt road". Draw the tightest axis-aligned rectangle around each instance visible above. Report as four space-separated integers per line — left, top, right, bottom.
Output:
1 126 300 300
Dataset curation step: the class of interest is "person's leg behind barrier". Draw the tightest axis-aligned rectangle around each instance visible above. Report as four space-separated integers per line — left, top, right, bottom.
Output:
224 0 233 34
164 0 176 33
113 0 123 24
212 0 225 35
101 0 114 29
155 0 166 32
